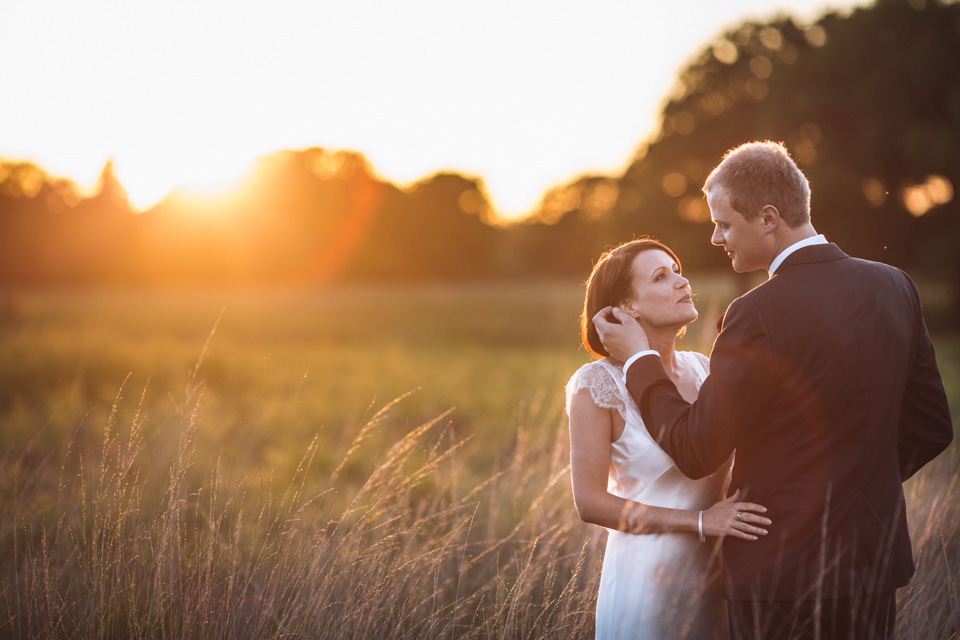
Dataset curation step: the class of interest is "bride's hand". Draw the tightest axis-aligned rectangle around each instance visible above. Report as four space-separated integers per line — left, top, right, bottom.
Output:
701 489 770 541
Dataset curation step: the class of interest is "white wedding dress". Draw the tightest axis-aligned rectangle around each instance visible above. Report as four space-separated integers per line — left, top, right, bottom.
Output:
566 353 731 640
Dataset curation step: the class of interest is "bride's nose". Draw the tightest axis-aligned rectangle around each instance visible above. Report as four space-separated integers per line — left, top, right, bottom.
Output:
675 274 690 288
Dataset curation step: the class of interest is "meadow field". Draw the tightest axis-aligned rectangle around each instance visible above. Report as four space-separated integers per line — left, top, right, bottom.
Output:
1 279 958 639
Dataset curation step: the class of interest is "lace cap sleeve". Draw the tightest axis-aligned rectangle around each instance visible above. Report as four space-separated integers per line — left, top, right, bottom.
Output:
565 360 627 419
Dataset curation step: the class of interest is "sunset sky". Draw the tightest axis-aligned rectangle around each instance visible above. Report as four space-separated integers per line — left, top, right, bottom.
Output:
0 0 867 220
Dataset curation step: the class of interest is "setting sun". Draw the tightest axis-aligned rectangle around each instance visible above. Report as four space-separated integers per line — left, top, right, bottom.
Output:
125 154 257 212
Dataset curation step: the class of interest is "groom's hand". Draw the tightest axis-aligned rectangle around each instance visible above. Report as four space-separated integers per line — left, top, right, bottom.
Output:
593 306 651 361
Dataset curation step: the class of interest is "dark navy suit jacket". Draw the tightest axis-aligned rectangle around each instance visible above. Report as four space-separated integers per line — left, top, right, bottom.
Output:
627 243 953 601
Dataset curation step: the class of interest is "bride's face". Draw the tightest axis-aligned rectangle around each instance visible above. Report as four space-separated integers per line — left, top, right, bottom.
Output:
619 249 698 331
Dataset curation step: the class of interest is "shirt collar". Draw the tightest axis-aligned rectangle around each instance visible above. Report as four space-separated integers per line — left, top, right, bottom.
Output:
768 234 827 277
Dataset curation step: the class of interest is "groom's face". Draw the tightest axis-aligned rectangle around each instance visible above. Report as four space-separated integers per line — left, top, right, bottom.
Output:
708 187 769 273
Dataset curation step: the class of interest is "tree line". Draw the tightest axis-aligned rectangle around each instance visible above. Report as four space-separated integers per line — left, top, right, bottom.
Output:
2 0 958 319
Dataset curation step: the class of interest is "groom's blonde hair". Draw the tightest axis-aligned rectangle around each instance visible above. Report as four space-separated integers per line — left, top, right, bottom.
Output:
703 141 811 228
581 238 683 359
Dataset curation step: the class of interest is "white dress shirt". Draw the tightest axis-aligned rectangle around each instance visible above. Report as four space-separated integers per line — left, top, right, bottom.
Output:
767 234 827 277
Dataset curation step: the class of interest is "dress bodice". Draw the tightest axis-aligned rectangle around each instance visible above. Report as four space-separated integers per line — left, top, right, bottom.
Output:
566 352 728 512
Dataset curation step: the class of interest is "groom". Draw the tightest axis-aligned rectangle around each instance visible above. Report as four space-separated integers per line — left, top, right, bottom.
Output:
594 141 953 639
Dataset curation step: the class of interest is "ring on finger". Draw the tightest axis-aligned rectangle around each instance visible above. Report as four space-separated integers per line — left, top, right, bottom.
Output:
736 511 741 522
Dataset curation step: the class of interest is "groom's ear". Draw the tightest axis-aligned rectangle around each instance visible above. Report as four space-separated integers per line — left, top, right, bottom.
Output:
760 205 780 231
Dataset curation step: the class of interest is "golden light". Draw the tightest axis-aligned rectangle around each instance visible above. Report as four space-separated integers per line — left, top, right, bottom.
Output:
661 172 688 197
901 175 954 216
310 151 350 179
759 27 784 50
861 177 888 207
158 163 259 220
700 92 728 116
115 148 262 213
538 185 582 224
458 188 483 215
0 164 44 197
303 169 384 283
679 195 711 223
581 180 620 221
749 55 774 79
793 122 821 166
713 39 739 65
804 25 828 47
181 171 251 203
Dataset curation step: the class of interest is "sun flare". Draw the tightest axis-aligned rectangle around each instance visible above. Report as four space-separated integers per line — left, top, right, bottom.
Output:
115 150 257 212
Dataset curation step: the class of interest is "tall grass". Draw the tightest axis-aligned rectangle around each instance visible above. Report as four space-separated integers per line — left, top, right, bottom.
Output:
1 377 602 638
3 377 957 639
0 284 957 638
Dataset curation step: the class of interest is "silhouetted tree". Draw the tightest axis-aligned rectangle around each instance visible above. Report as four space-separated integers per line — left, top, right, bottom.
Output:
126 149 501 283
532 0 960 325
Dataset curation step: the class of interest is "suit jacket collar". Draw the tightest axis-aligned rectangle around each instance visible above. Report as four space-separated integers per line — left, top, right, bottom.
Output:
716 244 850 331
772 243 848 276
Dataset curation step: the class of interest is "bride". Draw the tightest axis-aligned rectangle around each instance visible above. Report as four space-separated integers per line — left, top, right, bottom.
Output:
566 239 770 640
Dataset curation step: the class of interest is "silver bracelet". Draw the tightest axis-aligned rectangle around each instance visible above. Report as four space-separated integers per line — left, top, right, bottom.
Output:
698 510 705 543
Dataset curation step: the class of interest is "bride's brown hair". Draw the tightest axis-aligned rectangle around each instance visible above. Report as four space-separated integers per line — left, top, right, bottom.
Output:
580 238 682 358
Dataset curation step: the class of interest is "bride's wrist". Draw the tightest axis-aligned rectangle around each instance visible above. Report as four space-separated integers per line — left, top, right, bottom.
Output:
690 510 701 535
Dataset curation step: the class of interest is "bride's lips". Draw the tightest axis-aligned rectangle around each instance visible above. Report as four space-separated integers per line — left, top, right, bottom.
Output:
678 294 693 304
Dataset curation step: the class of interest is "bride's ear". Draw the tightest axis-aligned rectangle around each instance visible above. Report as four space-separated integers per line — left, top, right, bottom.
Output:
619 299 642 321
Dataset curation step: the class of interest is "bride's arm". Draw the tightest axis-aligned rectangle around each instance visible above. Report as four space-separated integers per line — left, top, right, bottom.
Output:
569 388 769 539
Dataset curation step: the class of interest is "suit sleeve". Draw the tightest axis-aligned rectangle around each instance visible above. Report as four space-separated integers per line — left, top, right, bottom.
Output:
626 297 775 479
897 279 953 480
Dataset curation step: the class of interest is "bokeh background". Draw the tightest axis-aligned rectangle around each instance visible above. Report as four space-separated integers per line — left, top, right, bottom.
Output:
1 0 958 638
